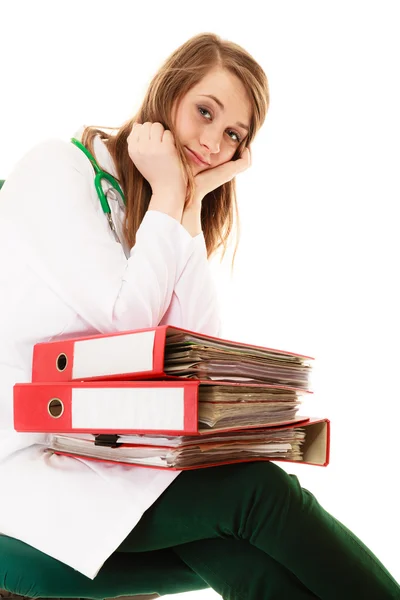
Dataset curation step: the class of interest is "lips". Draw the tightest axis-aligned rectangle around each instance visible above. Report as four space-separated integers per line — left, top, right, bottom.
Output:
185 147 210 166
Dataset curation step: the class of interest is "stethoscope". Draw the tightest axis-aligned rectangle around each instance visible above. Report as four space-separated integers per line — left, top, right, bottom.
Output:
70 137 126 242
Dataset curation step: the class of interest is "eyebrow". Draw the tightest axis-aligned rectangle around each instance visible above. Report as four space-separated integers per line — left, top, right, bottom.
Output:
199 94 249 132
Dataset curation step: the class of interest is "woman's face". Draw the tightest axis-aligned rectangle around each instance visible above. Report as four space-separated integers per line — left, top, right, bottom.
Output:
172 67 252 174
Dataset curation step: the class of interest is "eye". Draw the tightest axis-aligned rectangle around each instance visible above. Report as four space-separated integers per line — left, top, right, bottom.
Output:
198 106 242 143
227 130 241 143
198 106 212 119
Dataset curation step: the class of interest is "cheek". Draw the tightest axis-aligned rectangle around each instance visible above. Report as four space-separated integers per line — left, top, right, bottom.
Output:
213 146 236 167
175 109 198 141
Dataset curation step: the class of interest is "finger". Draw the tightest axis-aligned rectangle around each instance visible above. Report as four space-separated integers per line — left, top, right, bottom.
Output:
128 122 150 144
247 146 252 166
141 122 153 140
196 161 239 191
234 148 251 173
240 147 251 167
161 129 176 146
220 153 251 180
127 122 140 143
149 122 165 142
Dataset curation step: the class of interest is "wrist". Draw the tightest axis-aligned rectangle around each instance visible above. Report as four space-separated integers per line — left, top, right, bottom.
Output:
189 192 204 208
151 187 186 203
149 190 185 222
181 204 202 237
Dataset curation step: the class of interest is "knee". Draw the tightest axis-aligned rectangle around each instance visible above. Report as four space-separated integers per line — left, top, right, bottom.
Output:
228 461 308 526
227 462 309 541
0 548 38 597
0 535 55 598
232 461 300 499
238 462 320 524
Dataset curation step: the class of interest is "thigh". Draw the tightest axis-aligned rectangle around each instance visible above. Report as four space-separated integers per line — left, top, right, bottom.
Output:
119 462 400 600
0 534 208 599
117 461 290 552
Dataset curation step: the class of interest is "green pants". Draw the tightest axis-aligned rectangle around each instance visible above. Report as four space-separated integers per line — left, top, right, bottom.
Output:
1 462 399 599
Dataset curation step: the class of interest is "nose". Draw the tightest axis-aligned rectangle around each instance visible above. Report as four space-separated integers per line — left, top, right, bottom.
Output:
200 129 221 155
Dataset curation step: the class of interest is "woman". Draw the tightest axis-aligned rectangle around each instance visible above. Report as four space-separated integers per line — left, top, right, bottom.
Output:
0 32 398 600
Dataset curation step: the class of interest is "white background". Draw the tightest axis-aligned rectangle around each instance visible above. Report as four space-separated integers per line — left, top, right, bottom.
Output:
1 0 399 596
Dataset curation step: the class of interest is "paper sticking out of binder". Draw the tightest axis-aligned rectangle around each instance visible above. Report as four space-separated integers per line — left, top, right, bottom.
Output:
48 418 330 469
14 325 330 470
31 325 314 390
14 380 308 435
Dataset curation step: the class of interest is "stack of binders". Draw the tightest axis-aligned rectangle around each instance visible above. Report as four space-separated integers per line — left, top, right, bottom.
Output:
13 325 330 470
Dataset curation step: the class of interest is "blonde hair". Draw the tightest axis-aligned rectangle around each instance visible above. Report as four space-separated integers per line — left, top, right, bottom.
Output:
82 32 269 263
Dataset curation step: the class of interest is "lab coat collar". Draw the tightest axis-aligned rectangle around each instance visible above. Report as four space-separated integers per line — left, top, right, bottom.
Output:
73 125 119 179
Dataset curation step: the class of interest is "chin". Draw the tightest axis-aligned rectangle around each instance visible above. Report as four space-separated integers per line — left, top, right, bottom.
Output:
188 164 202 175
196 164 210 173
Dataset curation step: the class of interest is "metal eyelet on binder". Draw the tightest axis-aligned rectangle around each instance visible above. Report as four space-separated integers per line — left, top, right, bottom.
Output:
48 398 64 418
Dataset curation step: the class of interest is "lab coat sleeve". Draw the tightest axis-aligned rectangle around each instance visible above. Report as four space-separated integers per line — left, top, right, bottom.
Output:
159 233 222 337
2 139 195 333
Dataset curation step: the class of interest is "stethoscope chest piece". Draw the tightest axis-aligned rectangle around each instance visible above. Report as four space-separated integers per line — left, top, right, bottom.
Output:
106 186 126 212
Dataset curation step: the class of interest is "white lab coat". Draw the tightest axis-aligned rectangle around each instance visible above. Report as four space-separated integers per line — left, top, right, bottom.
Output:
0 130 221 579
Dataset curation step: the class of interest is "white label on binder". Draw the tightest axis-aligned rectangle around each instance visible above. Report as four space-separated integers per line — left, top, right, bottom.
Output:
71 387 185 430
72 331 156 379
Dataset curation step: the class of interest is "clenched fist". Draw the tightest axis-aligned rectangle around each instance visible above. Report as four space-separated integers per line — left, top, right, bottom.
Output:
127 122 187 201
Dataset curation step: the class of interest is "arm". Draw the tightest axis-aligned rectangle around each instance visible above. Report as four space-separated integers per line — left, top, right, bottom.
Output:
159 233 221 336
164 148 252 335
159 200 221 337
2 139 195 333
180 201 202 238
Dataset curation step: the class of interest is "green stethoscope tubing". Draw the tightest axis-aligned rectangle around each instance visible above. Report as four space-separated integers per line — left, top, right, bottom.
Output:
70 137 126 213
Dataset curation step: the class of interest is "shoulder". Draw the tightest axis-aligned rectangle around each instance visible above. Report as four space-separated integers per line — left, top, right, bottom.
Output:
4 137 96 206
15 138 93 177
2 137 99 221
